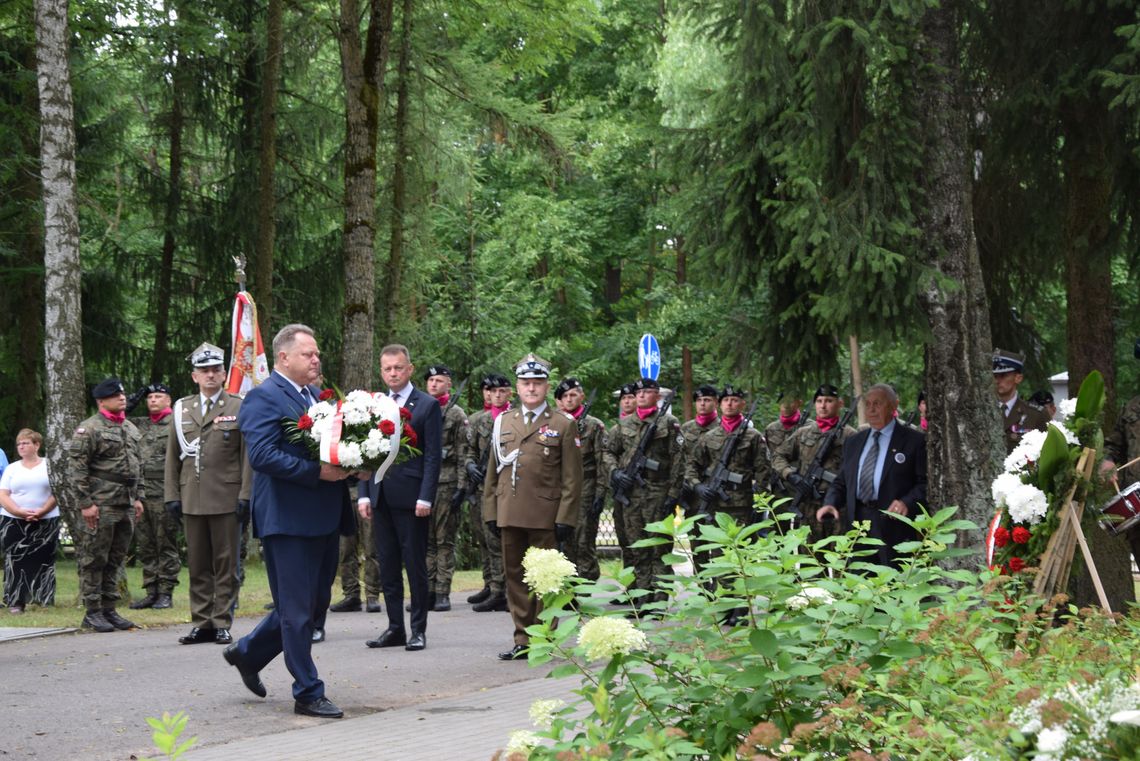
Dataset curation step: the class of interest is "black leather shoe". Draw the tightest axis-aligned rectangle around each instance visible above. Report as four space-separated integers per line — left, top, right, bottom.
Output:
365 628 406 648
433 595 451 612
102 609 137 630
215 628 233 644
472 594 508 612
294 696 343 719
329 597 361 613
467 586 491 604
365 597 381 613
152 593 173 609
223 644 267 698
312 628 325 643
129 593 157 610
405 632 426 651
498 644 527 661
179 626 217 644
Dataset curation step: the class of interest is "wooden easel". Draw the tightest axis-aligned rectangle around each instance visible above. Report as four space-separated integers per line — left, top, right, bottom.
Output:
1032 447 1113 616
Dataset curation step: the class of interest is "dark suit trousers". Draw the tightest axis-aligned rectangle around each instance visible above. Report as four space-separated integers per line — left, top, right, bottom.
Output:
854 502 917 569
372 503 429 634
183 512 238 629
236 532 339 702
501 526 555 646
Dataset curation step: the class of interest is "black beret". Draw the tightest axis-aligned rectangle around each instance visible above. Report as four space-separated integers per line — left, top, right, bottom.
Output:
92 377 125 400
423 364 451 380
692 384 718 401
619 383 637 397
719 384 746 400
917 389 926 404
480 373 511 390
554 377 583 399
813 384 841 400
1029 390 1054 407
145 383 173 396
635 378 660 391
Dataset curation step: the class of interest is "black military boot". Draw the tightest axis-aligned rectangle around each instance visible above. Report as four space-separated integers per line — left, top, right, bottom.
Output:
466 586 491 605
433 594 451 612
102 609 137 630
82 610 115 633
129 592 158 609
153 593 173 609
472 593 508 612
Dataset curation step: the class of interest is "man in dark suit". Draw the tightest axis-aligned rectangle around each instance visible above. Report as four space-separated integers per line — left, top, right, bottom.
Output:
222 324 354 719
817 383 927 568
360 344 442 652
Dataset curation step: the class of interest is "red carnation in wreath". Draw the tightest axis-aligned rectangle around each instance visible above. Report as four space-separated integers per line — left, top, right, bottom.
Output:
318 388 335 401
379 419 396 435
297 414 314 431
1011 526 1031 544
1008 557 1026 573
403 423 418 448
993 527 1010 548
399 407 412 421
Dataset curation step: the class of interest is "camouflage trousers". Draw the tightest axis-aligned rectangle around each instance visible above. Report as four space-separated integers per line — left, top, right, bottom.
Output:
78 505 135 612
468 494 504 595
564 483 600 581
338 512 379 599
134 498 181 595
620 484 671 594
427 482 462 595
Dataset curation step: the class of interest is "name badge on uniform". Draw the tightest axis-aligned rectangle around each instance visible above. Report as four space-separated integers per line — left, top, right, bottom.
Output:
894 452 906 464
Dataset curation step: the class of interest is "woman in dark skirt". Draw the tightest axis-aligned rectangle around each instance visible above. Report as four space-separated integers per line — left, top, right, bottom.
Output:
0 429 58 613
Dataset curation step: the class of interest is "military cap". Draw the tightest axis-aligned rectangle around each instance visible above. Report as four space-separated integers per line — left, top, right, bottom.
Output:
188 342 225 367
92 377 125 400
718 384 746 400
619 383 637 397
1029 390 1054 407
423 364 451 380
554 377 583 399
992 348 1025 375
144 382 173 396
635 378 660 391
917 389 926 404
481 373 511 390
514 353 551 379
692 383 719 401
813 383 841 400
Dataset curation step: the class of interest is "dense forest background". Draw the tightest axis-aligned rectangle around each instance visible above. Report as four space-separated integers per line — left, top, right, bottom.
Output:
5 0 1140 444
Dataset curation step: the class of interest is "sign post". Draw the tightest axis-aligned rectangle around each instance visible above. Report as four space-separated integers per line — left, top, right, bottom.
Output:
639 334 661 380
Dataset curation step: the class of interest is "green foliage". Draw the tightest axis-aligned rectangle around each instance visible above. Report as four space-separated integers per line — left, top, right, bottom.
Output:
516 501 1140 759
141 711 196 761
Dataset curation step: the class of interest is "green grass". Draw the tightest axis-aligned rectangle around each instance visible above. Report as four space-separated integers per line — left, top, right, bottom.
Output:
0 557 487 629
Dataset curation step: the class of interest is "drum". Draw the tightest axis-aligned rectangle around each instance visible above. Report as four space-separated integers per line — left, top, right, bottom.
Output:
1099 482 1140 535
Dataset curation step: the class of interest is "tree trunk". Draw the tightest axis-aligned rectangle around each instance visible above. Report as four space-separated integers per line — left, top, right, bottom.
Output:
913 1 1003 569
35 0 86 543
676 233 691 419
17 34 45 432
337 0 394 390
253 0 283 330
384 0 412 342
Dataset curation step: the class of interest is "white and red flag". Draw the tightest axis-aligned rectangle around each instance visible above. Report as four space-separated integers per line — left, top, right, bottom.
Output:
226 291 269 395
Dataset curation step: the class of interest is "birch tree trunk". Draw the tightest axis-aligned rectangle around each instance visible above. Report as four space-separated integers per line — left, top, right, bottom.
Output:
35 0 86 542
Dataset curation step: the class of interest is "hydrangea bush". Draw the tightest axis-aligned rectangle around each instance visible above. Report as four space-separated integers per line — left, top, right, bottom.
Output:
498 498 1140 760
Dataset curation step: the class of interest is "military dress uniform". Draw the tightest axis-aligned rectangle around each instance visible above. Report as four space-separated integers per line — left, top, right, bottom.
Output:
483 355 582 658
603 381 683 597
165 377 253 641
465 398 509 610
1001 396 1051 454
68 379 144 631
427 390 469 608
771 421 857 540
132 391 181 608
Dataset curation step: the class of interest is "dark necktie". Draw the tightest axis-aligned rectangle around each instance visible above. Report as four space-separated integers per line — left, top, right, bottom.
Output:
858 431 881 502
301 388 313 407
524 411 534 429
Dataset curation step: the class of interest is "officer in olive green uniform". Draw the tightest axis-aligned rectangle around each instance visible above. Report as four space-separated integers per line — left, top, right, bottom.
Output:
993 349 1050 453
554 377 608 580
678 384 720 510
423 364 469 611
484 354 583 660
165 343 253 645
464 373 512 612
129 382 181 610
771 384 857 541
684 385 770 524
69 377 144 633
604 377 683 601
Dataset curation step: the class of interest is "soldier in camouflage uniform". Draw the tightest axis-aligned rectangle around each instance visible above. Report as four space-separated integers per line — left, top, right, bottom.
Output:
1101 388 1140 567
128 383 180 610
463 373 511 612
771 384 857 541
604 378 683 601
608 382 639 557
763 397 805 497
678 384 720 510
68 378 144 632
555 377 608 580
423 365 468 611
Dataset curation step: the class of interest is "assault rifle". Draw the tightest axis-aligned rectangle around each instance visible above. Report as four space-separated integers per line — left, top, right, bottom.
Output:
464 408 494 505
695 399 759 515
610 391 675 507
577 388 597 435
785 398 859 521
445 376 469 415
902 407 917 428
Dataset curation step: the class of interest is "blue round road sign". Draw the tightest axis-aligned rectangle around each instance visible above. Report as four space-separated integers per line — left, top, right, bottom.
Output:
639 334 661 380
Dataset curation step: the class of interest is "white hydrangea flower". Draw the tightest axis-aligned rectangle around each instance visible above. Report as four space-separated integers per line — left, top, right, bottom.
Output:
1004 428 1048 474
528 698 564 729
521 547 577 595
992 471 1026 507
362 428 386 459
1057 397 1076 421
787 585 834 610
577 616 648 660
336 441 363 468
505 730 540 757
344 389 375 408
1035 726 1068 755
1005 483 1049 525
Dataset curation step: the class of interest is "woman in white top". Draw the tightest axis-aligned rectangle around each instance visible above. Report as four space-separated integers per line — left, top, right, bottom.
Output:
0 429 58 613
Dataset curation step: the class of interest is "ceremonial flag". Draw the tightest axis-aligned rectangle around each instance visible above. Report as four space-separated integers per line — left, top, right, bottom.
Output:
226 291 269 395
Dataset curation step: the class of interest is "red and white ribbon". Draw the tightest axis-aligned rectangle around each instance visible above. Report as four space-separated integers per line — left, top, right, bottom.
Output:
319 401 346 466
